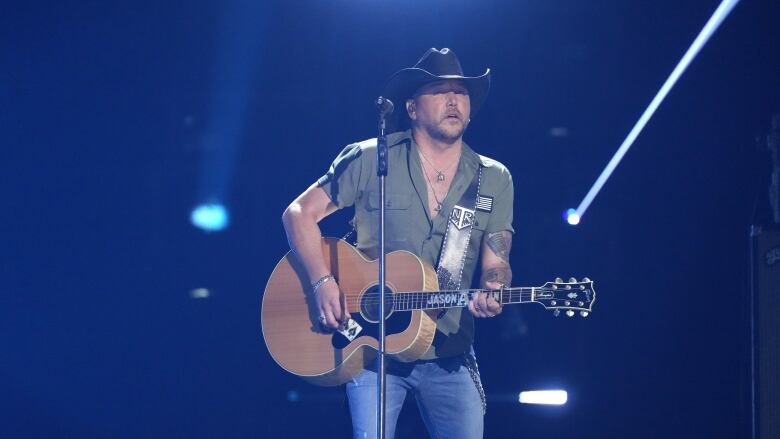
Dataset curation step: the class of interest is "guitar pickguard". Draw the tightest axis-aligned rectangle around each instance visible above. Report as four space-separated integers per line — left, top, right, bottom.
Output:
336 318 363 342
331 310 412 350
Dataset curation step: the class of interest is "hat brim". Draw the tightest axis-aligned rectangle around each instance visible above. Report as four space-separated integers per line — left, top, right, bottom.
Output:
382 68 491 130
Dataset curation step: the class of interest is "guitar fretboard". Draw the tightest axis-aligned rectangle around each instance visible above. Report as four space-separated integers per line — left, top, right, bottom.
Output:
388 288 538 311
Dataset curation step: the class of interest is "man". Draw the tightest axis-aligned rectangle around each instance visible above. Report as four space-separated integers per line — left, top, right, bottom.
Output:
282 48 514 439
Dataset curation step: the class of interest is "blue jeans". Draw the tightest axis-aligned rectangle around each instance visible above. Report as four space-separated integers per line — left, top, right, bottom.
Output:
346 355 484 439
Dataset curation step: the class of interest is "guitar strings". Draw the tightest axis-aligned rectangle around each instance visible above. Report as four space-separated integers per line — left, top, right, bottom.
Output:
351 290 532 305
353 288 575 302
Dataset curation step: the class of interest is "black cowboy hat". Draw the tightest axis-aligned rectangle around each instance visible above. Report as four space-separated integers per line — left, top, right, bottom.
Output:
382 48 491 129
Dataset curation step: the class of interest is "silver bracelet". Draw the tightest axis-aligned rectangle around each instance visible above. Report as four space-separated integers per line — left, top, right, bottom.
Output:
311 274 335 294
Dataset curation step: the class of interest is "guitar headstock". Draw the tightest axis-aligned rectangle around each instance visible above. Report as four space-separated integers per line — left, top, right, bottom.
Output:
535 277 595 317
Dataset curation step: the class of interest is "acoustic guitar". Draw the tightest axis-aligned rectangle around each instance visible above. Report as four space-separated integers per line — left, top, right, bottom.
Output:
261 238 595 386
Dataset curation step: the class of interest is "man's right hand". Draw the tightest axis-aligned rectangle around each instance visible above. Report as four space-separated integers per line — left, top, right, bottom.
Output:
315 280 351 330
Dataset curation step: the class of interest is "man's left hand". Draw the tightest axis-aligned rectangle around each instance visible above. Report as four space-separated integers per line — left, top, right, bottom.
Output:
468 283 503 318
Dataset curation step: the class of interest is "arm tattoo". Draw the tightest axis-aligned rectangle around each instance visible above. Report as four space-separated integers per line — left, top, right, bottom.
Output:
486 231 512 262
482 266 512 286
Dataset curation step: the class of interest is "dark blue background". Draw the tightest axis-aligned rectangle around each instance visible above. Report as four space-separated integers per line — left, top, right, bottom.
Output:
2 0 778 437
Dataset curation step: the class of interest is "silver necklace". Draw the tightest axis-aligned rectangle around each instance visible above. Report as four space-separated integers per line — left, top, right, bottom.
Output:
418 148 459 182
421 162 448 212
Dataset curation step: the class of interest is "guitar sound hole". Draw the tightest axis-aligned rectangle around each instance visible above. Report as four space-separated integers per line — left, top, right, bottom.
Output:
359 285 395 323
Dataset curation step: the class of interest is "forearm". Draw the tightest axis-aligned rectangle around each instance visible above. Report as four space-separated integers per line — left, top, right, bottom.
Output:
480 263 512 289
479 230 513 288
282 187 350 326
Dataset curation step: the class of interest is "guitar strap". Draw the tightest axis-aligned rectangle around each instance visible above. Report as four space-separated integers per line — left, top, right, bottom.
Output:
435 164 488 415
436 164 483 290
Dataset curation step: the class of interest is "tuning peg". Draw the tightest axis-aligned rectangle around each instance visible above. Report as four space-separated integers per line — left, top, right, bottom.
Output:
553 309 560 317
569 277 577 283
566 310 575 317
582 277 591 282
555 277 563 283
580 311 589 317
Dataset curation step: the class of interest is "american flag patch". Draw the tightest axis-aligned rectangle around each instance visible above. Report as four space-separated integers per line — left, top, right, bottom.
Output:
476 195 493 212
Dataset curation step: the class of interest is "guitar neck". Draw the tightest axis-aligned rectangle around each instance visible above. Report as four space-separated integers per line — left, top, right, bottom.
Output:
393 288 536 312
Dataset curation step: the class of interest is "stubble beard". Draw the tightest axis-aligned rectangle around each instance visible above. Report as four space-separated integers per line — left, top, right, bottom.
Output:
426 118 467 145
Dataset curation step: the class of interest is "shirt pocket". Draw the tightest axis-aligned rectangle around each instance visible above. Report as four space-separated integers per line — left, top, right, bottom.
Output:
366 192 414 245
473 210 490 232
366 192 412 211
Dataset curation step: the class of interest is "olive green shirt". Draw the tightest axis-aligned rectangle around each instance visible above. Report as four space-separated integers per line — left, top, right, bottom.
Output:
317 129 514 359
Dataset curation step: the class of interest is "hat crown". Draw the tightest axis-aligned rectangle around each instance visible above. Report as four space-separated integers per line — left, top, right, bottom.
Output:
413 48 465 77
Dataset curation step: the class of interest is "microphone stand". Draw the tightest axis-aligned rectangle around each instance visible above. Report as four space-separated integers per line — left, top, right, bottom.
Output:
375 96 393 439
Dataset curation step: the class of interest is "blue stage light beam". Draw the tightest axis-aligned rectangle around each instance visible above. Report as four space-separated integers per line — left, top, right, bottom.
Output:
569 0 741 224
193 0 266 232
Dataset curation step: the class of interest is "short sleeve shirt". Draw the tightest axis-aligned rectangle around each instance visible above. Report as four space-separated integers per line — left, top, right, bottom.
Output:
317 129 514 358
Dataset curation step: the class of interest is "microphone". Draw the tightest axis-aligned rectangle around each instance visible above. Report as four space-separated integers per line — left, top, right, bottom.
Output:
376 96 394 117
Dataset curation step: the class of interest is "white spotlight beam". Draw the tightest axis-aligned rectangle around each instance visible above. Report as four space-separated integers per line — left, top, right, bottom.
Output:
572 0 741 222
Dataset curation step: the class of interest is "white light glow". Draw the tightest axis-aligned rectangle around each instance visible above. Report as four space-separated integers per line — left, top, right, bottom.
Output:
565 208 580 226
191 204 229 232
519 390 568 405
190 288 211 299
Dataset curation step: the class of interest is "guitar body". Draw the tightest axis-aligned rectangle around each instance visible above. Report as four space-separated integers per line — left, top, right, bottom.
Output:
261 238 440 386
262 238 597 386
